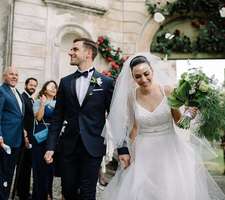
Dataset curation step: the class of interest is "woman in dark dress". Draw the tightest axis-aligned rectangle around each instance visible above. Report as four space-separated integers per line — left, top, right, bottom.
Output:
32 80 58 200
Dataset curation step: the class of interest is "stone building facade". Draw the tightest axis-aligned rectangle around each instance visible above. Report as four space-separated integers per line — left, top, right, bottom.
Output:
1 0 176 89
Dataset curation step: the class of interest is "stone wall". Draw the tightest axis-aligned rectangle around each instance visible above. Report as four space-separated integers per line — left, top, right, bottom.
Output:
11 0 47 89
10 0 176 89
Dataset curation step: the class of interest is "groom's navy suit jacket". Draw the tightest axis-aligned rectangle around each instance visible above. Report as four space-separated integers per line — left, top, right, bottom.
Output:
47 69 114 157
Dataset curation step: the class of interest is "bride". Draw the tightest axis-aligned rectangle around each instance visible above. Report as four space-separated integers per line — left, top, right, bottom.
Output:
101 53 225 200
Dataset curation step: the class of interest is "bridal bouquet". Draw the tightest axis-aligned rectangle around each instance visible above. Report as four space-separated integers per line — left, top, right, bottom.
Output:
168 68 224 140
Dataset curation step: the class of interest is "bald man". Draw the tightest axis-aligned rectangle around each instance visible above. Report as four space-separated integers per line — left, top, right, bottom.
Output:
0 67 25 200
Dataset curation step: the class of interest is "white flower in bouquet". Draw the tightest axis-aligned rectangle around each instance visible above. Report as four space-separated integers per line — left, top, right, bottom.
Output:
199 81 209 92
189 87 196 95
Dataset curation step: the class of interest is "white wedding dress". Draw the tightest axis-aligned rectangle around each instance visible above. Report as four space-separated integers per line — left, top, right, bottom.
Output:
102 88 225 200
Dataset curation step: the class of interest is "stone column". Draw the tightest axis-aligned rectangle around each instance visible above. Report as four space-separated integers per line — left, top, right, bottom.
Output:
0 0 14 81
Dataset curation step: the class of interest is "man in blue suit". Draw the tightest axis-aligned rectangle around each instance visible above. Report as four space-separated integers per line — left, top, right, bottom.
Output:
0 66 24 200
44 37 128 200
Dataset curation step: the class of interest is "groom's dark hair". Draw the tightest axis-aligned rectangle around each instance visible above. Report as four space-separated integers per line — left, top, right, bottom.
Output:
73 37 98 60
129 56 152 71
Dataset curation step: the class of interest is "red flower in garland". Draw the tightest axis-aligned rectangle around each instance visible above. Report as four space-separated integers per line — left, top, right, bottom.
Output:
107 57 113 62
97 36 105 44
174 29 180 36
106 47 112 51
198 19 206 26
191 21 200 29
111 61 120 69
97 35 129 79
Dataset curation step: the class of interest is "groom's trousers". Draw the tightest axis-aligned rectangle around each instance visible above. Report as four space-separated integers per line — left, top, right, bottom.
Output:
61 135 102 200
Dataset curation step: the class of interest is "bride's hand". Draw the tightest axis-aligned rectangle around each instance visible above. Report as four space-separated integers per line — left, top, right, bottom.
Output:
185 107 198 119
118 154 131 169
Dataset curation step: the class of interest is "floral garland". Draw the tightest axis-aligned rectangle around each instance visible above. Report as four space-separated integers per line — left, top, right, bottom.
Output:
97 36 128 79
147 0 225 55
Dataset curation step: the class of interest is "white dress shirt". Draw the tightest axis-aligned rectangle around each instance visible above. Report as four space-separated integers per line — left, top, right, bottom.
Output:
11 87 23 112
76 67 94 106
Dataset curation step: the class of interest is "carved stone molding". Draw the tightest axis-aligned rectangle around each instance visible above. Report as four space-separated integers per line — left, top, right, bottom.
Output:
43 0 108 15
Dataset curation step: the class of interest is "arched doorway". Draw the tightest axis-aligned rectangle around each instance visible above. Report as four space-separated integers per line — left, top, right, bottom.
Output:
58 33 79 79
51 24 92 82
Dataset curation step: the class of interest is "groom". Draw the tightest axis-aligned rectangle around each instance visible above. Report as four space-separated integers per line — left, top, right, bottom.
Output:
45 37 116 200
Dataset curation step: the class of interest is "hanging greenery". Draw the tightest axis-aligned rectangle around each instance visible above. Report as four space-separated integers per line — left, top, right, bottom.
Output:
97 36 128 79
147 0 225 55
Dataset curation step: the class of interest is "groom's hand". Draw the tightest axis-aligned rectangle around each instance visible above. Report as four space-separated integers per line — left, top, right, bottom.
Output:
0 136 4 148
44 150 54 164
118 154 131 169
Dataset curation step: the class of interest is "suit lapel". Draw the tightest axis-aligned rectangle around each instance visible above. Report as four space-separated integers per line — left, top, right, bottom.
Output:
81 70 100 108
70 74 80 107
17 90 25 115
3 84 23 114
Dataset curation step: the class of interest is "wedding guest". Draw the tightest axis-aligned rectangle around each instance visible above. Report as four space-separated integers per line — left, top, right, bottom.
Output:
32 80 57 200
13 77 38 200
0 66 24 200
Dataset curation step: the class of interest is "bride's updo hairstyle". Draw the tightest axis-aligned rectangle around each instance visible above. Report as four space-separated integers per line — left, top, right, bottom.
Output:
129 55 153 71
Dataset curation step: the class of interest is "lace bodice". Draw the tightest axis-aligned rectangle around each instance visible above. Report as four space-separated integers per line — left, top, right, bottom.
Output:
134 88 174 136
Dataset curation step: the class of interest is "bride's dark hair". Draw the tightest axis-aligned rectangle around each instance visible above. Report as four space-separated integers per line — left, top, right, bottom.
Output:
129 55 152 71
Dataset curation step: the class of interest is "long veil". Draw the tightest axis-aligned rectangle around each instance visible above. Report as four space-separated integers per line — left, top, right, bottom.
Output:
101 52 174 161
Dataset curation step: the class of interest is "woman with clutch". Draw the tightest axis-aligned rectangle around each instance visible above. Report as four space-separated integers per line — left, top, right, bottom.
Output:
32 80 57 200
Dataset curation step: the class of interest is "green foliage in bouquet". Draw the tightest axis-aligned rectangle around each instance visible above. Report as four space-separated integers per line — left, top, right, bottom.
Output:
168 68 225 140
168 69 210 108
197 90 225 141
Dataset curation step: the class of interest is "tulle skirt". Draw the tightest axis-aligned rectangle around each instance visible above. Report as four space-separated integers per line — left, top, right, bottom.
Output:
102 132 225 200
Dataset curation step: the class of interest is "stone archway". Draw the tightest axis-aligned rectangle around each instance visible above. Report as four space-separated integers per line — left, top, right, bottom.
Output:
135 17 177 85
136 17 160 52
58 32 79 79
51 24 92 81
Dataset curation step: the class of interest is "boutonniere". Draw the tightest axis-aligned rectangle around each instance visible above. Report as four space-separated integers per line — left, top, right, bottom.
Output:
90 77 103 87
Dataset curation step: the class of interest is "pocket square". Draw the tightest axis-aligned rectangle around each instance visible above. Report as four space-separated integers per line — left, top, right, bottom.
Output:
93 89 104 92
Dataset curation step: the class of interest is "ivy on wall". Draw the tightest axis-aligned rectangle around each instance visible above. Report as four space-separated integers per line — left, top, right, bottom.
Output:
97 36 128 79
147 0 225 55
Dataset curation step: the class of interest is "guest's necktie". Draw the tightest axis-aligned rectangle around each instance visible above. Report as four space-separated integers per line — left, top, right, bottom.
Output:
12 88 23 112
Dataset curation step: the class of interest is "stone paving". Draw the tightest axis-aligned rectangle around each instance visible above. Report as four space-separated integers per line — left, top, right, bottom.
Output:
12 171 225 200
50 175 225 200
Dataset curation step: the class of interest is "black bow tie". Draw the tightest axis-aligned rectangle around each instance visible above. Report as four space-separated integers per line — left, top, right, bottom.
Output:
74 68 94 79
